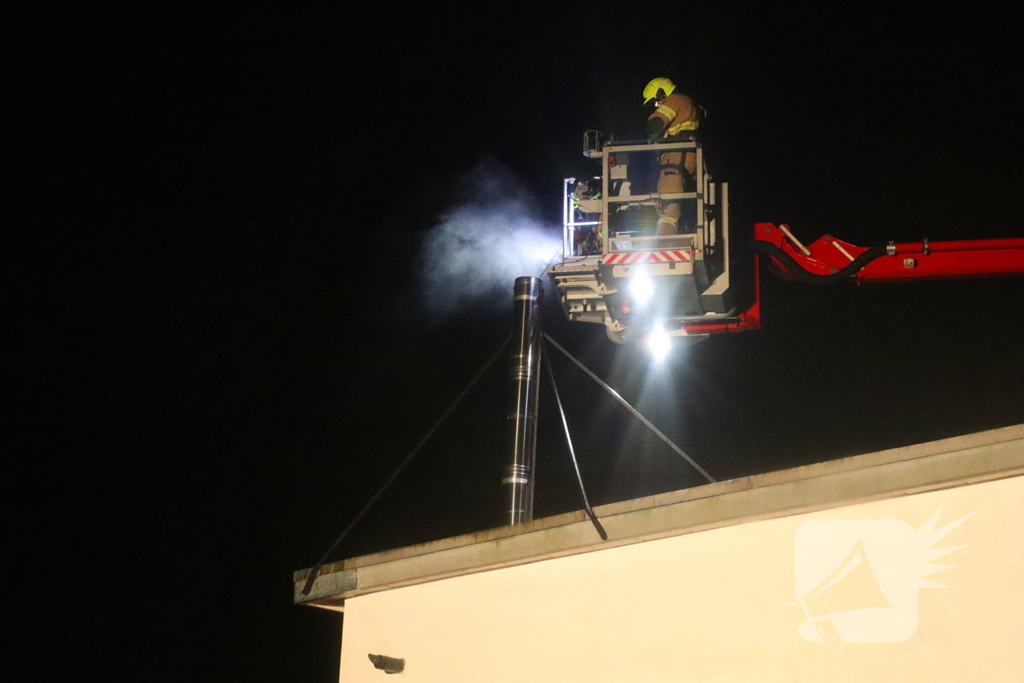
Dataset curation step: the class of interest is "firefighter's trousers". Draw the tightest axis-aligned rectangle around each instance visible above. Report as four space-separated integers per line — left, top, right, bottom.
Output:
657 150 696 235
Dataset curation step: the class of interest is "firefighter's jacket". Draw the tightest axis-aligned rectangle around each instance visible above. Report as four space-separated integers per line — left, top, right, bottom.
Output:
647 93 700 138
648 93 700 234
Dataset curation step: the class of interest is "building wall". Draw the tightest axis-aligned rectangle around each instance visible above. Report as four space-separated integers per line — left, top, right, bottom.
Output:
339 474 1023 681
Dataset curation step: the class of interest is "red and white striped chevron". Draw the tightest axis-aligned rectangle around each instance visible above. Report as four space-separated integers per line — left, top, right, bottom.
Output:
602 250 693 265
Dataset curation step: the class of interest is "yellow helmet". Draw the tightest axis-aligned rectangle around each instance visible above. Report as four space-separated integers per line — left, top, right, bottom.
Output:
643 77 676 104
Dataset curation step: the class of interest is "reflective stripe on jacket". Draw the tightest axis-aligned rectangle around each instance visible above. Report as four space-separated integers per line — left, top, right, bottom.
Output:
648 93 700 137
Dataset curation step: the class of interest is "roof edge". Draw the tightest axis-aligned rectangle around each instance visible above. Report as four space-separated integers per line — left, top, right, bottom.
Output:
295 423 1024 606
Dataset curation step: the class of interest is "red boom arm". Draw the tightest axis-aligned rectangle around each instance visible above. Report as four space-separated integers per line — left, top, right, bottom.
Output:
754 223 1024 284
677 224 1023 339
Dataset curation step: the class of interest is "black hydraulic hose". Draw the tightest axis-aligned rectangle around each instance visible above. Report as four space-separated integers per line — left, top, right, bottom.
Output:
541 341 607 541
750 241 887 286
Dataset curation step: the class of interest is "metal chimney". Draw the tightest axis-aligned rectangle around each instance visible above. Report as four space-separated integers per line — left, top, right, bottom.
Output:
503 276 543 525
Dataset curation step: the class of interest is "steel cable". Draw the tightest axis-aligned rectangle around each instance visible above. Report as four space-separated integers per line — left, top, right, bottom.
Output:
301 334 511 596
543 333 715 483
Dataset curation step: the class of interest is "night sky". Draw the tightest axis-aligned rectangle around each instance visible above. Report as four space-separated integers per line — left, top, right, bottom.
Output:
12 3 1024 681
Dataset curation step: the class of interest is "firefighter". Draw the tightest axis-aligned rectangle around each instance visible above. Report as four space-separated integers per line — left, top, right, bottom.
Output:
571 179 601 255
643 78 703 235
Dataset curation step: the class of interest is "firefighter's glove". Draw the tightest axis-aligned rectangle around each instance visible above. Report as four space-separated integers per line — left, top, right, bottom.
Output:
646 117 666 140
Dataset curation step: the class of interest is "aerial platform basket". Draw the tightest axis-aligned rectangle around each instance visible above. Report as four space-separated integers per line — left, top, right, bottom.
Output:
548 131 755 344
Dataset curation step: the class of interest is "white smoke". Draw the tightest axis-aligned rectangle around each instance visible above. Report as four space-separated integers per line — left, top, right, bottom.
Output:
417 159 561 318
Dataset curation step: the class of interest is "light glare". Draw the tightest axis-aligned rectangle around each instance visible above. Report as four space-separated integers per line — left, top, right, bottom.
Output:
648 324 671 361
630 271 654 305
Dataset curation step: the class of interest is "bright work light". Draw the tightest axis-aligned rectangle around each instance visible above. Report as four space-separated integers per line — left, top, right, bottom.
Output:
630 270 654 306
647 323 671 361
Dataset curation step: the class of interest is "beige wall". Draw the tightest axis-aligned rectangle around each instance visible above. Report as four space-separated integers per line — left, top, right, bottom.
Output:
339 475 1023 681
